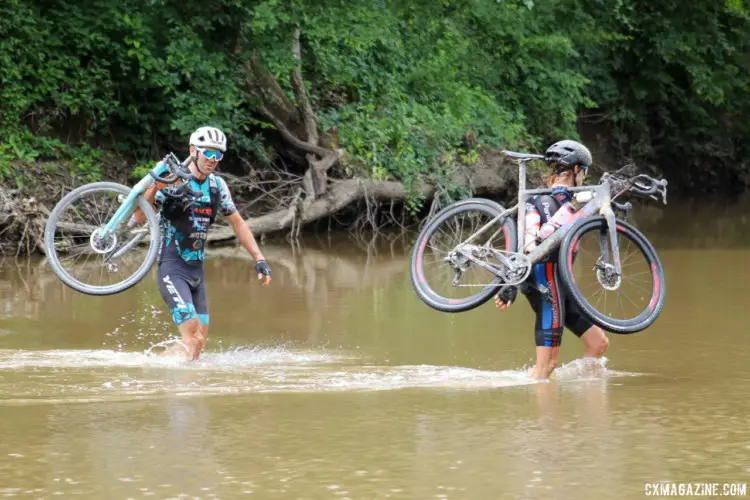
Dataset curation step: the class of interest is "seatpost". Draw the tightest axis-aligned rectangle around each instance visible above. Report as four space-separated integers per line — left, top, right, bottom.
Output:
517 160 527 252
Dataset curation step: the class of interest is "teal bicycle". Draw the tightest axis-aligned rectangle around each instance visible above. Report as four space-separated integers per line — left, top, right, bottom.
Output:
43 154 198 295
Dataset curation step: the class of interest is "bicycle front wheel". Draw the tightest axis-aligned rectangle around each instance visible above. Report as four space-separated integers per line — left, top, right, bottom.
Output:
410 198 518 313
43 182 161 295
558 217 666 334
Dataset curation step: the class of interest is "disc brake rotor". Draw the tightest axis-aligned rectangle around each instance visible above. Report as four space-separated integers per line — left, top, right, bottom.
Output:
595 258 621 290
90 228 117 254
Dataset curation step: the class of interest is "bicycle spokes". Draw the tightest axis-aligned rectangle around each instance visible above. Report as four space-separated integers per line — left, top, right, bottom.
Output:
568 227 655 322
420 208 512 299
50 188 155 290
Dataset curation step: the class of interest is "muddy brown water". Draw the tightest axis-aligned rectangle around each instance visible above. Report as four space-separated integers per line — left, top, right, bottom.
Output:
0 195 749 499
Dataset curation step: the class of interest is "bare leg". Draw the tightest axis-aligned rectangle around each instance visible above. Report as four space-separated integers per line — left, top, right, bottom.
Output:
547 346 561 377
195 323 209 361
531 346 555 379
580 326 609 358
159 318 206 361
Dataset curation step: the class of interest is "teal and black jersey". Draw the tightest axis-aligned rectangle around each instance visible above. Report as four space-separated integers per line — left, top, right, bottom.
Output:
157 173 237 266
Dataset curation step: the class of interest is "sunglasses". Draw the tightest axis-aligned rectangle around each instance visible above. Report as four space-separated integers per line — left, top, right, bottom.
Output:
197 147 223 162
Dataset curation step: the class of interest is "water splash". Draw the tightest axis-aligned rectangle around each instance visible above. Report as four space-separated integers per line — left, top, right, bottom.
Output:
0 346 640 405
0 344 347 370
553 357 613 380
143 338 189 357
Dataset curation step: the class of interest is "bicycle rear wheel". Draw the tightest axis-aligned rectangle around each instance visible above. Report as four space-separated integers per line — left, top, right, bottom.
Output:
558 216 666 334
410 198 518 313
43 182 161 295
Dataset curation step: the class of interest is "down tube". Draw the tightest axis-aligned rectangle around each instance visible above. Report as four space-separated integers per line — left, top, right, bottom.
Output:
102 164 165 234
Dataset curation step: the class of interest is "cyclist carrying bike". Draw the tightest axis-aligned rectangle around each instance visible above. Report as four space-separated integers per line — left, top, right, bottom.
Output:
131 126 272 360
494 140 609 379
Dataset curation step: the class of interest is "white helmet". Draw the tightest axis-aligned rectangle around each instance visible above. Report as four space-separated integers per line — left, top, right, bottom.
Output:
189 126 227 152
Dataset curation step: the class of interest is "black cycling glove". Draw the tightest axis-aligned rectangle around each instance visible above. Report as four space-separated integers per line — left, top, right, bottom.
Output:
255 260 272 277
497 286 517 305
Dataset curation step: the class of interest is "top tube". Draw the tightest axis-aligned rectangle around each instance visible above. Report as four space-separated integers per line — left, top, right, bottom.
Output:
523 180 611 195
522 185 603 195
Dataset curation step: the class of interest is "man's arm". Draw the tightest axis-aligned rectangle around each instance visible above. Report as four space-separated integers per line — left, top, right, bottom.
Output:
225 212 271 285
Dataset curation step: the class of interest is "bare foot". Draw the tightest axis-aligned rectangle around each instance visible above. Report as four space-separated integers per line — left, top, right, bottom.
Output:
159 342 189 358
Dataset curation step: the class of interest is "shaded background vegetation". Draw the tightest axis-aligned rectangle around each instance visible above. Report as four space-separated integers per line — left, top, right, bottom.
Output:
2 0 749 198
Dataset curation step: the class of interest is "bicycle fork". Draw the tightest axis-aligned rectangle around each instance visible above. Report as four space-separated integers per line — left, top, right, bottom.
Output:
596 207 623 289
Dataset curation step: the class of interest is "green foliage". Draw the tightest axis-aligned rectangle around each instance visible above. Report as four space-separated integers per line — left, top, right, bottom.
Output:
1 0 749 197
0 129 103 187
574 0 750 189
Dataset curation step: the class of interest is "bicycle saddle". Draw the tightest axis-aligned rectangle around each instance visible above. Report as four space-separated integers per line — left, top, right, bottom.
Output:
502 150 545 160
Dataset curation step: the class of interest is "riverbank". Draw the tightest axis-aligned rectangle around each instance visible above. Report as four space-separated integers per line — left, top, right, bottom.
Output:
0 149 523 256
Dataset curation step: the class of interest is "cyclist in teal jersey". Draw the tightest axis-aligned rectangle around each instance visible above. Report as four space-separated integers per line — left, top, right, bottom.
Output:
131 126 272 360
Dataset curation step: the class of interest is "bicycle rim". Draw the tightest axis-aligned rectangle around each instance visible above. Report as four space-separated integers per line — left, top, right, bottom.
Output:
410 200 517 313
559 217 666 333
43 182 161 295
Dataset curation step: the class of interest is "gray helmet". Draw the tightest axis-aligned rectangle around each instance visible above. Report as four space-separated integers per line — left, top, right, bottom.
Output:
545 140 592 171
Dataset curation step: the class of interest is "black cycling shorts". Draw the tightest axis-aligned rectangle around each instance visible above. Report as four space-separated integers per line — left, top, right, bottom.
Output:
523 261 592 347
157 259 209 326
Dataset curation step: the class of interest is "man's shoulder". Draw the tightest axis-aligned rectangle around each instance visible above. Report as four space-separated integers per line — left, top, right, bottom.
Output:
209 173 230 191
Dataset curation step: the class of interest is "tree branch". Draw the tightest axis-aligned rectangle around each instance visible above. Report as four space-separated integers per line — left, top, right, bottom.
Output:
246 50 297 122
259 105 330 157
290 25 319 145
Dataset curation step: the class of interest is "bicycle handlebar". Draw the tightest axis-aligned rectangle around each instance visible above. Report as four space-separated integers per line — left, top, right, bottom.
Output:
629 174 668 204
149 153 194 184
160 181 203 201
148 153 203 199
602 171 668 205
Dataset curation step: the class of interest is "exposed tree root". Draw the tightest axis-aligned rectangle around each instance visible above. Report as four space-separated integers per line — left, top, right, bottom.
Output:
0 186 49 256
208 163 511 243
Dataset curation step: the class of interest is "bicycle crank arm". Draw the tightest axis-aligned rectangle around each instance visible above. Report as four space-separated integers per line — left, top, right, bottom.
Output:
453 247 506 279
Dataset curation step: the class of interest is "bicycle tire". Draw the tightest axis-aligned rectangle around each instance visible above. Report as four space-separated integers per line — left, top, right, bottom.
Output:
558 216 666 334
410 198 518 313
43 182 161 296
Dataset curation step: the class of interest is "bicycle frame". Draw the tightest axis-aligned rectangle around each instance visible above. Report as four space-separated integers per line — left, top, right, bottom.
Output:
43 153 213 296
100 162 171 237
517 158 620 273
455 157 622 281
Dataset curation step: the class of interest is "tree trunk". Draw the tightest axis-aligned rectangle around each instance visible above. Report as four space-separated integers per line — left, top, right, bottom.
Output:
246 27 341 204
208 165 510 242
